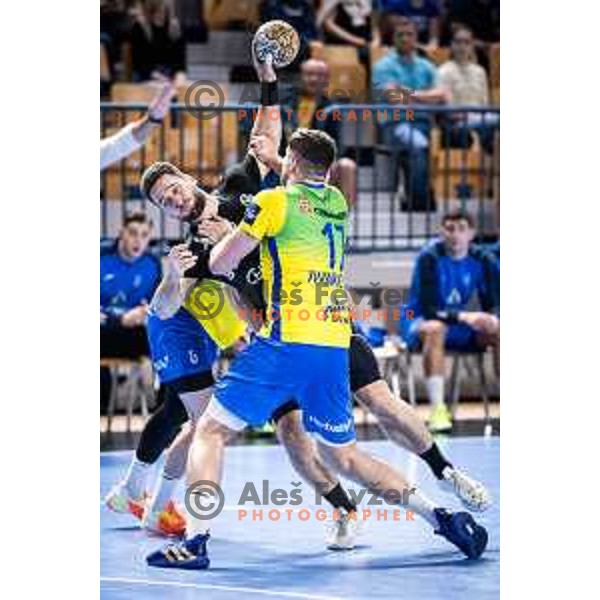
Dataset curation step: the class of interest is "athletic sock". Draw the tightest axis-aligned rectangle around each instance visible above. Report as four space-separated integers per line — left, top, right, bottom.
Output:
419 443 453 480
149 475 180 514
425 375 445 407
323 483 357 513
407 489 441 529
123 457 151 499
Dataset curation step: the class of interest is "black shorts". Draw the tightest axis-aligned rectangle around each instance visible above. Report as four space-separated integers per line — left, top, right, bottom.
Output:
163 370 216 397
270 333 382 423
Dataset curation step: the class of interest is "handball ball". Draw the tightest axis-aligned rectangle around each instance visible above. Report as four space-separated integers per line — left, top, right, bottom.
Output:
253 20 300 68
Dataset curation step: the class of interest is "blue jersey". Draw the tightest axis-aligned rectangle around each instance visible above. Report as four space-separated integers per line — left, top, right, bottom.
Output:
100 243 161 323
405 240 500 321
146 308 218 383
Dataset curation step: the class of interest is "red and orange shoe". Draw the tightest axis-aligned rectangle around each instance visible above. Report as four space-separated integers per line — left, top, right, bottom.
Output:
104 482 148 520
143 500 186 537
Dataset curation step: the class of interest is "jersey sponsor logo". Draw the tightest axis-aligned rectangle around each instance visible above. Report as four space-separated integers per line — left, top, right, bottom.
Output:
243 201 262 225
314 207 347 221
307 414 354 434
298 196 315 216
447 288 462 306
246 266 262 285
307 270 343 286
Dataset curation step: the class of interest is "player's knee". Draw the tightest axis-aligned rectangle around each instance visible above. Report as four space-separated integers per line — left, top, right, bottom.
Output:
419 320 446 340
195 415 232 444
321 444 359 477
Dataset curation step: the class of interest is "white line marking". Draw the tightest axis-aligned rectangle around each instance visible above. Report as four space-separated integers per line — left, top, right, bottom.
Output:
100 577 345 600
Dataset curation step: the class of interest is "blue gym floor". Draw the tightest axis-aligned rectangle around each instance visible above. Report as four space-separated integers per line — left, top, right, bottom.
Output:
101 437 499 599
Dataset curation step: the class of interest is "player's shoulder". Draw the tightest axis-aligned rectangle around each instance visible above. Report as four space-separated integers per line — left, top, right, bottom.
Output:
419 239 445 260
255 186 286 204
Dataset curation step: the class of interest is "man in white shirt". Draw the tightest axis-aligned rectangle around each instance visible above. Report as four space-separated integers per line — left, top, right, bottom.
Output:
100 80 174 170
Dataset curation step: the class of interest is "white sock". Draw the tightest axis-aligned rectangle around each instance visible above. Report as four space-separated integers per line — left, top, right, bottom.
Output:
425 375 445 407
185 490 217 538
123 457 151 498
408 489 440 529
148 475 179 514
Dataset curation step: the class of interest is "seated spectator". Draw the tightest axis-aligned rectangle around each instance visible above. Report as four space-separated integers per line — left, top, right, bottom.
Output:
400 210 500 432
440 0 499 70
317 0 380 60
100 212 161 412
372 17 449 210
130 0 186 82
259 0 320 66
281 59 357 204
437 26 498 155
377 0 441 47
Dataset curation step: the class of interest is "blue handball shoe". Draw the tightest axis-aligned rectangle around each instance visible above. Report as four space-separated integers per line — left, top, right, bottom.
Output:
146 532 210 570
434 508 488 559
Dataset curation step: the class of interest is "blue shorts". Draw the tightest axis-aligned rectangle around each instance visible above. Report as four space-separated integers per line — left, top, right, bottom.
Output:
213 336 355 446
401 317 480 352
147 310 218 384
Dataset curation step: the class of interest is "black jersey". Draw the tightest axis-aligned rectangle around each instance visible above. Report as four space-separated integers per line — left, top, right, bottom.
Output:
184 154 266 314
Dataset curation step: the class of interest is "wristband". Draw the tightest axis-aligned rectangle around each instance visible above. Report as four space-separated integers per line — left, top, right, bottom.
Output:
147 114 163 124
260 81 279 106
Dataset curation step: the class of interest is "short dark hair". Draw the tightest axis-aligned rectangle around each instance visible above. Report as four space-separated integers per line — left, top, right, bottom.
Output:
441 210 475 228
140 161 184 203
288 128 337 175
123 210 152 228
394 17 417 33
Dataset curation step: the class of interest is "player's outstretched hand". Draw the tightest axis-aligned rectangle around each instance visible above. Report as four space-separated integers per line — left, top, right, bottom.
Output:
147 80 175 123
167 243 198 279
196 216 234 244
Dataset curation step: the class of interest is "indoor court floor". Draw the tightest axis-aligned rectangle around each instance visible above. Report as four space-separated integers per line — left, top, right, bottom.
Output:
100 437 499 600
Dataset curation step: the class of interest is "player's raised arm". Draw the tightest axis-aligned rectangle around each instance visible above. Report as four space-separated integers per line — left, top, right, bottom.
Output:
150 244 197 320
100 80 174 171
248 51 283 172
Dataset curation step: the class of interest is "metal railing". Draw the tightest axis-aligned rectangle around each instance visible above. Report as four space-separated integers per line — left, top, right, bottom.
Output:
100 103 499 251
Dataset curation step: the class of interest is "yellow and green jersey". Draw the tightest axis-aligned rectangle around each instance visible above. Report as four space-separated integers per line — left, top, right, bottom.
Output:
239 182 352 348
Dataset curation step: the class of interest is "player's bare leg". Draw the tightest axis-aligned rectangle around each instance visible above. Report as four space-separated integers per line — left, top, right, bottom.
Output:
276 410 361 549
140 386 213 535
355 380 491 511
419 319 452 431
316 441 487 558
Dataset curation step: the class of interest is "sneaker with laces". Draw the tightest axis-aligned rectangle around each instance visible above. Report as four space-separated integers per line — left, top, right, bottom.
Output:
440 467 492 512
325 510 361 550
143 500 186 537
146 532 210 570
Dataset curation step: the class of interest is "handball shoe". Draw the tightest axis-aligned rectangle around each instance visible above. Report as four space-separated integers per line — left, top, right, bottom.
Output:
325 510 361 550
104 483 146 520
440 467 492 512
146 532 210 570
433 508 488 559
428 404 452 433
143 500 186 537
